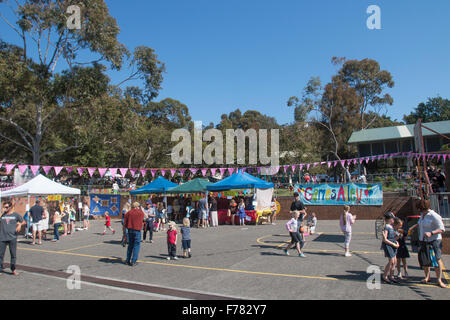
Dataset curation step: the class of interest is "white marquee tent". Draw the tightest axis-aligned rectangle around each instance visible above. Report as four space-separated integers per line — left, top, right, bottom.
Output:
0 174 81 197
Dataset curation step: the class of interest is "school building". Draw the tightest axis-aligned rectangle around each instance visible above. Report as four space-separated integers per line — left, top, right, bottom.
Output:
347 120 450 157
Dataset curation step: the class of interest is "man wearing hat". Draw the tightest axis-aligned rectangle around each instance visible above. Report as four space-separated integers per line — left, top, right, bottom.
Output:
123 202 145 266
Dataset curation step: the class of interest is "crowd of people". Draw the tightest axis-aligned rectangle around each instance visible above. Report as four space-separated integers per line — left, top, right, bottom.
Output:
0 191 446 290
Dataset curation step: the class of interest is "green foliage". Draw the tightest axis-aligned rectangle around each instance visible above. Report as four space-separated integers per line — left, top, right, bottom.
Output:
403 96 450 124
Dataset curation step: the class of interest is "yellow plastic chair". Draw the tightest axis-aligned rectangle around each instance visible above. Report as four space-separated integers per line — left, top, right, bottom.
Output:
256 209 273 225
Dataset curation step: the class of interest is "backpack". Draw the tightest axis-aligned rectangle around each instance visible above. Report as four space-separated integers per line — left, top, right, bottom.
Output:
418 242 432 268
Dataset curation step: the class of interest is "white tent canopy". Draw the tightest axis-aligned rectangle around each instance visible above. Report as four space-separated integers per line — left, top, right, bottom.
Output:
0 174 81 197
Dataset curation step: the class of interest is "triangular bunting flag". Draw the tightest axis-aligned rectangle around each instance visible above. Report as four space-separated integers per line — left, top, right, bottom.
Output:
5 164 15 174
87 168 97 177
119 168 128 177
77 167 85 176
129 168 137 177
18 164 28 175
30 165 40 176
54 166 63 176
42 166 52 175
98 168 107 177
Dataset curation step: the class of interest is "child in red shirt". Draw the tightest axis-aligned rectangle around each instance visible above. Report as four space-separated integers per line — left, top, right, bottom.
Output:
166 221 178 260
102 211 115 235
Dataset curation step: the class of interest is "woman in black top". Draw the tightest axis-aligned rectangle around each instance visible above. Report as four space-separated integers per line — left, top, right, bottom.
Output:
228 199 237 225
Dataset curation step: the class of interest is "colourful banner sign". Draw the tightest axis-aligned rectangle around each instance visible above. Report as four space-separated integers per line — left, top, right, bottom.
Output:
90 194 121 216
294 183 383 206
47 195 62 201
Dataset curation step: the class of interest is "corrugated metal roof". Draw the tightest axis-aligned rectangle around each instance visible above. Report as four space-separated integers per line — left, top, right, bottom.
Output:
348 120 450 144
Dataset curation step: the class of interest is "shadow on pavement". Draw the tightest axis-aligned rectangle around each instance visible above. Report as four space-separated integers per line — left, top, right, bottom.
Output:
312 234 344 243
303 251 343 257
98 256 123 264
103 240 123 245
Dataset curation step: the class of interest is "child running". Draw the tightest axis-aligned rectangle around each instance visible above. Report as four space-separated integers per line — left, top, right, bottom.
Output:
166 221 178 260
283 211 305 257
381 212 399 284
102 211 116 235
180 218 192 258
394 217 410 279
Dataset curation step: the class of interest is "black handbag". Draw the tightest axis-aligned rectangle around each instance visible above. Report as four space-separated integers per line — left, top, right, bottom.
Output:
418 242 432 268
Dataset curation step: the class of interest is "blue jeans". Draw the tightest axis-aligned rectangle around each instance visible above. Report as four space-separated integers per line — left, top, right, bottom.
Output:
54 223 61 240
126 229 141 264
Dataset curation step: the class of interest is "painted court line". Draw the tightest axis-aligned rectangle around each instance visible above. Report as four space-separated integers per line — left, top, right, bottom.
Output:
60 243 105 252
18 246 338 282
256 234 419 256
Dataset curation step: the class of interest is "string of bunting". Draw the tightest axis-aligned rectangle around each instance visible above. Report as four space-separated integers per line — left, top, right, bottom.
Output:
0 152 447 178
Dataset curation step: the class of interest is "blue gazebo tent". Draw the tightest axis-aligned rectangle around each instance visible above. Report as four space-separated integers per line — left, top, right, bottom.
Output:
206 170 274 191
130 176 177 195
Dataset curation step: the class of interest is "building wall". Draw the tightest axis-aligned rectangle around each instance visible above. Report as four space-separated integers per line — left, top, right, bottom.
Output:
275 194 415 220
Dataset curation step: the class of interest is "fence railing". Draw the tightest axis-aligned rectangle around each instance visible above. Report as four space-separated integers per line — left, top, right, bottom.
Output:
430 192 450 219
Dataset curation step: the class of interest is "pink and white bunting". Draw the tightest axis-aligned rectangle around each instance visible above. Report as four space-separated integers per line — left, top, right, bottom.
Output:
129 168 137 177
98 168 108 177
42 166 52 175
5 164 15 174
87 168 97 177
30 165 40 176
18 164 28 175
2 152 449 183
54 166 63 176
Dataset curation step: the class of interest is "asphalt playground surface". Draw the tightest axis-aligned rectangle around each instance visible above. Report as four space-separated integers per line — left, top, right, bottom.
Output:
1 219 449 300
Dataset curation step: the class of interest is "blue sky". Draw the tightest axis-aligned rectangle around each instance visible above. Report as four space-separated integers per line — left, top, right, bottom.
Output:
2 0 450 126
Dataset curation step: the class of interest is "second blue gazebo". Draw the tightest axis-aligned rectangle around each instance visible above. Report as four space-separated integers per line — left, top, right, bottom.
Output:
130 176 178 195
206 170 274 191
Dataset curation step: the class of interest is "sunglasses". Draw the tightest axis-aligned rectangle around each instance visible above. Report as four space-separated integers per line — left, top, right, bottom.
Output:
3 206 10 209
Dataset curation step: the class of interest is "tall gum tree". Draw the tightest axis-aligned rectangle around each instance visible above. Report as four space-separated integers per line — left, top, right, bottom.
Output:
0 0 165 165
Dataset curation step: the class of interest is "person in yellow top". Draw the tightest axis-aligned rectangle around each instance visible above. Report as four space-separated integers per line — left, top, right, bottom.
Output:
51 206 65 242
269 197 280 225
